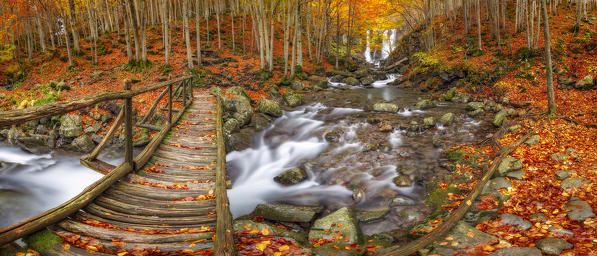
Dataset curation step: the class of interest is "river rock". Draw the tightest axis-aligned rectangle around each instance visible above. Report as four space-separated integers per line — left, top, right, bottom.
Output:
536 238 573 255
489 247 542 256
565 197 595 221
343 77 360 86
497 157 522 176
356 208 390 223
324 131 341 143
393 175 412 187
59 115 83 137
291 81 305 91
423 117 435 127
492 110 508 127
438 113 455 126
560 177 590 192
309 207 362 245
443 221 498 249
84 123 102 134
525 135 540 146
466 102 485 111
550 153 567 161
354 69 370 78
484 177 512 193
379 124 394 132
575 75 594 90
257 99 282 117
227 132 252 152
71 135 95 153
415 99 436 109
274 167 308 185
499 213 531 230
283 92 303 107
252 203 323 223
233 220 308 244
100 114 113 124
373 103 398 113
360 76 375 86
391 195 416 206
468 108 485 117
555 170 575 180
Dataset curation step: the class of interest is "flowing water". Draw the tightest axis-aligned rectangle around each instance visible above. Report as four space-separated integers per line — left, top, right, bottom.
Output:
0 144 119 228
227 76 492 235
365 29 398 66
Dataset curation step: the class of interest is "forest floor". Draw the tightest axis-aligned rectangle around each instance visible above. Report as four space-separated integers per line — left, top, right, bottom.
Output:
407 3 597 256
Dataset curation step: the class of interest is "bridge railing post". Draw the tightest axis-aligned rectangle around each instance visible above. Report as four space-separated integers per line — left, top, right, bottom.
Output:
123 79 134 170
182 80 187 107
168 83 173 125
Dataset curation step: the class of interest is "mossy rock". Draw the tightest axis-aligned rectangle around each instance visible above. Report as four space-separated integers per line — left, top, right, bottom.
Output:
425 185 460 215
23 229 62 253
444 150 465 162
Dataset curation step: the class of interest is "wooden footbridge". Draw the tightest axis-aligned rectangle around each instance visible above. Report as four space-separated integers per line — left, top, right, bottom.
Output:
0 76 235 255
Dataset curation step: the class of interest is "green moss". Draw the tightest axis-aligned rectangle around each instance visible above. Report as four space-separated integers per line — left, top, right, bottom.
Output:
444 150 465 162
424 185 460 215
23 229 62 253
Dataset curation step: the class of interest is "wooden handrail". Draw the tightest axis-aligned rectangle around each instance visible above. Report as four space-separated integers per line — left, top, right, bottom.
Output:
214 95 236 255
0 76 192 126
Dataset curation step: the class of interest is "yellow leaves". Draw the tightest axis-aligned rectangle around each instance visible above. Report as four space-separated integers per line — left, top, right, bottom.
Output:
278 245 289 251
261 227 270 236
63 243 71 250
117 252 128 256
255 240 271 251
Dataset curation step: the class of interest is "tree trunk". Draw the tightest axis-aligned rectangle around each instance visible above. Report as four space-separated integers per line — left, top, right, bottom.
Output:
541 0 557 114
162 0 169 64
195 0 202 64
183 0 193 69
476 0 482 50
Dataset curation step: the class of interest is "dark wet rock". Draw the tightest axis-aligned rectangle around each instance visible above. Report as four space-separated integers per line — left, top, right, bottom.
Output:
391 195 416 206
257 99 282 117
575 75 594 90
324 131 341 143
71 135 95 153
356 208 390 223
560 177 590 192
91 134 103 144
415 99 435 109
283 92 303 107
525 135 540 146
489 247 541 256
103 102 121 115
252 114 272 131
466 102 485 111
373 103 398 113
497 157 522 176
423 117 435 127
331 75 345 83
442 221 498 249
492 110 507 127
536 237 573 255
565 197 595 221
227 132 252 152
397 208 425 224
309 207 362 244
555 170 575 180
393 175 412 187
505 170 525 180
233 220 308 244
252 203 323 223
438 113 455 126
59 115 83 137
16 135 53 154
291 81 305 91
550 153 567 161
499 213 531 230
274 167 308 185
354 69 370 78
343 77 360 86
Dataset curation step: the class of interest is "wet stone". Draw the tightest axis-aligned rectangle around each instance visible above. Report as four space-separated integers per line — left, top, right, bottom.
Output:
356 208 391 223
391 195 416 206
489 247 542 256
438 113 455 126
393 175 412 187
274 167 308 185
499 213 531 230
560 177 590 192
379 124 394 132
251 203 323 223
565 197 595 221
309 207 362 245
536 237 573 255
415 99 436 110
423 117 435 127
466 102 485 111
373 103 398 113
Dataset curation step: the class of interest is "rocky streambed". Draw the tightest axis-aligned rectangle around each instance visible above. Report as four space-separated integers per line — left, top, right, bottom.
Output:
225 68 522 253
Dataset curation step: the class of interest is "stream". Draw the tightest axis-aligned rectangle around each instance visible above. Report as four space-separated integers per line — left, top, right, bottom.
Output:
0 145 120 229
227 74 492 235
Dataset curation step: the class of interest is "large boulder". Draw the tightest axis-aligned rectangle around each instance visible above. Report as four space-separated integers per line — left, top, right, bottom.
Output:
257 99 282 117
71 135 95 153
438 113 455 126
343 77 360 86
309 207 362 245
59 115 83 137
274 167 308 185
415 99 436 109
373 103 398 113
575 75 594 90
283 92 303 107
291 81 305 91
251 203 323 223
360 76 375 86
354 69 370 78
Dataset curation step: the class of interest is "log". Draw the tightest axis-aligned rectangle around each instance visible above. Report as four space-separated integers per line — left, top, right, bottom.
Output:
85 106 124 161
0 76 193 126
378 132 533 256
214 96 236 255
80 158 116 175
